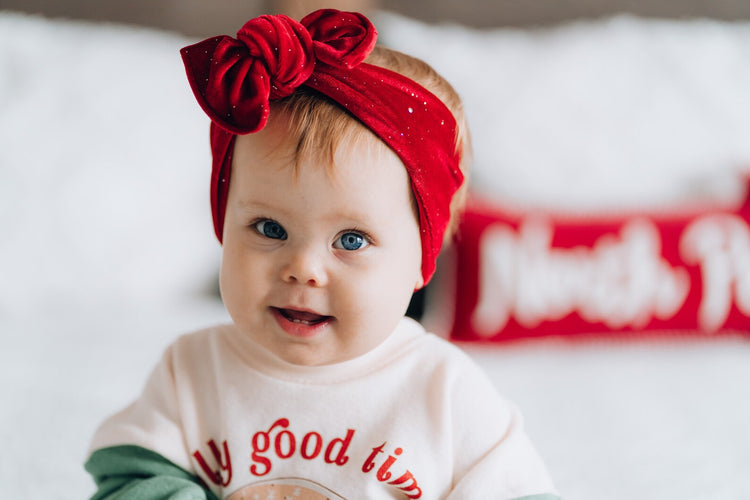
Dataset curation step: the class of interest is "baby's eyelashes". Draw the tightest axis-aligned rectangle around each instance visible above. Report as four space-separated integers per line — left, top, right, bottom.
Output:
333 231 370 251
253 219 287 240
251 219 372 251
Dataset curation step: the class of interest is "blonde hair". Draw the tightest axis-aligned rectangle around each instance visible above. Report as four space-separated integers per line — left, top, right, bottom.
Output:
270 45 472 243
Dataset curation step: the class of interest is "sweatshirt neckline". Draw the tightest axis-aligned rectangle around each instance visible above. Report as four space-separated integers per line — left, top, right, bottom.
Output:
222 317 426 385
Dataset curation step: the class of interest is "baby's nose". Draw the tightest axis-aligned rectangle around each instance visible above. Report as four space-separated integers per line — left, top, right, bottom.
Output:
281 245 329 287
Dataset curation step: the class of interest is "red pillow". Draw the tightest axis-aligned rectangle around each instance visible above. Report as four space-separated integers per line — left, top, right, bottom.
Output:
449 179 750 342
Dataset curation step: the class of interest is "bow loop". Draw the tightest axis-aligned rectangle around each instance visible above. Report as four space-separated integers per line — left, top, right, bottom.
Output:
301 9 377 68
180 15 314 134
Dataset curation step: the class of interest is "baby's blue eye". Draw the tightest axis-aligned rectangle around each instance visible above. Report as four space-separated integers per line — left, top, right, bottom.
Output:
255 220 287 240
335 232 369 251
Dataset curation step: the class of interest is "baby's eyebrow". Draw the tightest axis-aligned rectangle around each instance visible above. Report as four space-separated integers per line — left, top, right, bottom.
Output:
229 199 288 219
235 199 280 211
323 209 378 229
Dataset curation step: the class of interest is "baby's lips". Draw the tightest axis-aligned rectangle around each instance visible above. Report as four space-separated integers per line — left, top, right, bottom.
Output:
276 307 332 324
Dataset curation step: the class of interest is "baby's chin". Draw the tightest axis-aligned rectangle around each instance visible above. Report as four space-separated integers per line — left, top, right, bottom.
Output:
272 334 385 367
275 343 355 367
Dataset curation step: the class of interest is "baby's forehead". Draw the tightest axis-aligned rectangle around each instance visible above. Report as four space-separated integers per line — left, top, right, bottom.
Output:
305 133 406 186
232 114 405 187
231 115 417 220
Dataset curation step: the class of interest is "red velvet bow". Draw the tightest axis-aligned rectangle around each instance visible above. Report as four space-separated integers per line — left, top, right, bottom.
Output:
182 10 375 134
181 9 463 285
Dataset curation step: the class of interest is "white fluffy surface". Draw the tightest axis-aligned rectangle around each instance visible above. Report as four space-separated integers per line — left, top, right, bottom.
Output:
1 11 749 499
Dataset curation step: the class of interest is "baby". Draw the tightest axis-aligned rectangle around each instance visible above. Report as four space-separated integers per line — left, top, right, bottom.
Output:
85 9 560 500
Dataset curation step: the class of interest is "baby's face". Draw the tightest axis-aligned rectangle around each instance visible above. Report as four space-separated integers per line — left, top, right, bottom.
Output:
220 114 424 365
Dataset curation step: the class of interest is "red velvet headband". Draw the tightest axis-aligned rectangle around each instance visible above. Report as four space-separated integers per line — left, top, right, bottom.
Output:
180 9 463 284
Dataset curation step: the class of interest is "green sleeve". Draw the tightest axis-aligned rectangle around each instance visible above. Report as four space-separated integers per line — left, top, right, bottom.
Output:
85 445 221 500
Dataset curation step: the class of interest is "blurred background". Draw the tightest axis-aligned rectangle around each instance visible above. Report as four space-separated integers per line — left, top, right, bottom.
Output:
2 1 750 499
5 0 750 34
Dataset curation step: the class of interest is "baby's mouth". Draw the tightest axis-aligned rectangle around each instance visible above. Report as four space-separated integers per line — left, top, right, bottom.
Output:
272 307 332 326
